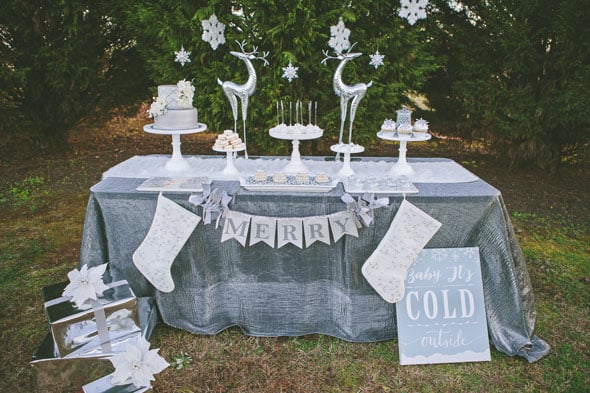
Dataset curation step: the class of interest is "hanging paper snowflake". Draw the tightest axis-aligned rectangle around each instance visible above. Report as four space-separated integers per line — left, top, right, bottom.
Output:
399 0 429 26
328 17 351 54
369 50 385 69
174 46 191 67
281 62 299 83
201 14 226 50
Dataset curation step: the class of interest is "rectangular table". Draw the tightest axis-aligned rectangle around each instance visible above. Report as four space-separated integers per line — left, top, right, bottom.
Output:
79 156 549 362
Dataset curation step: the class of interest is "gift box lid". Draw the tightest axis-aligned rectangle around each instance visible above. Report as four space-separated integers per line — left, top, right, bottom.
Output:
43 280 136 324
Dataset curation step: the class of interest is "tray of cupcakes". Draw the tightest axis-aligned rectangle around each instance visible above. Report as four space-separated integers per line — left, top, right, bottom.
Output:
241 170 336 192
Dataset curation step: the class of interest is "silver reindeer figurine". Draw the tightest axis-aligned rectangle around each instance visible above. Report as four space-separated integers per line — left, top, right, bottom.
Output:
218 41 269 159
321 46 372 159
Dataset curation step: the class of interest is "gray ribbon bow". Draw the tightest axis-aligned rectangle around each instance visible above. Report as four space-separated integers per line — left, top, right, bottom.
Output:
189 188 232 228
341 193 389 228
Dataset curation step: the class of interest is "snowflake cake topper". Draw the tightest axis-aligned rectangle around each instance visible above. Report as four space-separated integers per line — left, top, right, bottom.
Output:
202 14 226 50
174 46 191 67
281 62 299 83
369 50 385 69
399 0 429 26
328 17 351 54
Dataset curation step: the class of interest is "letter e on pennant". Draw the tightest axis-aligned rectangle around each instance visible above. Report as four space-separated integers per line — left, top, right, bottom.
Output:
249 215 277 248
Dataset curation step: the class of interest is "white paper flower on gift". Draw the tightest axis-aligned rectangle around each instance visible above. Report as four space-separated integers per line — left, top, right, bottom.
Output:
110 337 170 388
369 50 385 69
328 17 351 54
399 0 429 26
176 79 195 107
201 14 226 50
148 96 167 118
281 62 299 83
62 263 110 309
174 46 191 67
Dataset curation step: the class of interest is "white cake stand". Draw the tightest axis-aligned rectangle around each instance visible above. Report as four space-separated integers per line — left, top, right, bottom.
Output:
212 145 246 177
143 123 207 172
330 143 365 177
269 125 323 174
376 131 431 177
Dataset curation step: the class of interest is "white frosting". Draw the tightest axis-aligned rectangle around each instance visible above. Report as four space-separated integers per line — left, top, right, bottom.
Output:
315 172 329 183
381 119 396 132
397 123 413 134
295 172 310 183
272 172 288 183
154 108 199 130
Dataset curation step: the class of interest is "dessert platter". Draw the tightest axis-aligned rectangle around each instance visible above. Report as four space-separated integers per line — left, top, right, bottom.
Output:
144 80 207 171
330 143 365 177
268 101 323 174
212 130 247 177
136 176 210 193
342 174 419 194
376 106 431 177
241 169 336 192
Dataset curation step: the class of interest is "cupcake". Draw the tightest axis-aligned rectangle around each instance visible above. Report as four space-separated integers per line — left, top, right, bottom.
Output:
314 172 330 184
295 172 310 183
413 118 429 133
397 123 413 135
253 170 267 182
272 172 288 183
380 119 396 133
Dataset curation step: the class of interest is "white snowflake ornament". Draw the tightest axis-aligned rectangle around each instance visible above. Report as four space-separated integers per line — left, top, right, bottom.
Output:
399 0 429 26
201 14 226 50
62 263 110 309
174 46 191 67
369 50 385 69
110 337 169 388
281 62 299 83
328 17 351 54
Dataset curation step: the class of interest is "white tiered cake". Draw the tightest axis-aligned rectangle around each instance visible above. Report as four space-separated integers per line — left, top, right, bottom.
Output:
148 80 199 130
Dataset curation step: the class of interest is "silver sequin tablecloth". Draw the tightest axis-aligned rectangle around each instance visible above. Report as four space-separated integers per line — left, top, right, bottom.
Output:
80 156 549 362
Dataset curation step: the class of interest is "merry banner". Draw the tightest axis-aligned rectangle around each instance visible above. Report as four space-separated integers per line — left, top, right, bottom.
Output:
220 209 360 248
191 189 389 249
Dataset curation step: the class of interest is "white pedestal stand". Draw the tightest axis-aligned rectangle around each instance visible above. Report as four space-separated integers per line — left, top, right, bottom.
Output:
143 124 207 172
269 126 323 174
213 146 246 178
376 131 431 177
330 143 365 177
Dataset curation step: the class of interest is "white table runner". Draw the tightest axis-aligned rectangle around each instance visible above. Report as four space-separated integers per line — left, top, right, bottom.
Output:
102 155 479 184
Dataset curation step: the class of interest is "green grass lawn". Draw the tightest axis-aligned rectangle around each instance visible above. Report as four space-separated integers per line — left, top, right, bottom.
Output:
0 160 588 392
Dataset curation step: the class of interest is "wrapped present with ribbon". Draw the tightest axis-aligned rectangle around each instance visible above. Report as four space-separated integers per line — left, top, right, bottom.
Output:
82 336 168 393
42 263 142 358
31 297 158 392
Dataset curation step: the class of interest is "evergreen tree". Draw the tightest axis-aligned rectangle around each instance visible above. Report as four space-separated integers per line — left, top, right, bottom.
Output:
0 0 147 149
427 0 590 169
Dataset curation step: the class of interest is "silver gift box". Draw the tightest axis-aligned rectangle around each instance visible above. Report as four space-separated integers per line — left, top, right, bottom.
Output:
43 280 141 358
31 297 158 392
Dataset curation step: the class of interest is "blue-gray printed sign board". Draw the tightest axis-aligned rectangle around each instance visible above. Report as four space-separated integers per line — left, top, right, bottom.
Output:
396 247 491 365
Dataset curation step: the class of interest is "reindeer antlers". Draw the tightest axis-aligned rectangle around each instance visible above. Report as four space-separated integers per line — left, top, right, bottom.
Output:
321 42 360 64
234 40 269 65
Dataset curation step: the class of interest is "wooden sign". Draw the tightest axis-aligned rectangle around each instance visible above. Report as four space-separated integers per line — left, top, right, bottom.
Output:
396 247 491 365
